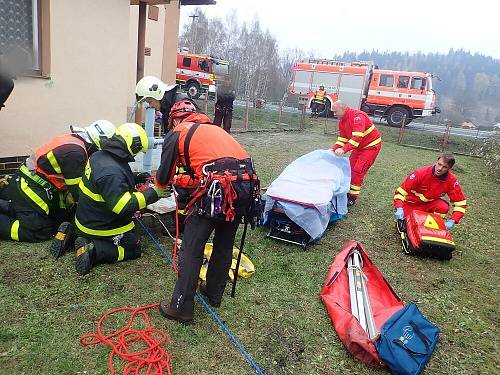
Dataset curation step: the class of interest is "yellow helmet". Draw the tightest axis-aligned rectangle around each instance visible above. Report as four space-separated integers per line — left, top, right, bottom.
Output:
115 123 148 156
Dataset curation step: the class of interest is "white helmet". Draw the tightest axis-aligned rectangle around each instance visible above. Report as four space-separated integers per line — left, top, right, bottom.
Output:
71 120 116 149
135 76 176 103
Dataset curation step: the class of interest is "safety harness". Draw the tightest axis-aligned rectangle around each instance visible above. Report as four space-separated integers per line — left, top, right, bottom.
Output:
179 124 259 222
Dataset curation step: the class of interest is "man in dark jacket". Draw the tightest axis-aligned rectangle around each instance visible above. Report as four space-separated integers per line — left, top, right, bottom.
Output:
154 99 258 324
213 78 236 133
0 121 115 244
73 123 165 276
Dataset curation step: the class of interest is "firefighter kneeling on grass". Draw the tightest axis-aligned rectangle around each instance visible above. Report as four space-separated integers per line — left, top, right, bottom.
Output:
0 121 116 243
154 99 259 324
71 123 165 276
393 153 467 229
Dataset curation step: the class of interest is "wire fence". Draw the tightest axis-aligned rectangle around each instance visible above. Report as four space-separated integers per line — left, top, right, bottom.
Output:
194 97 305 132
397 118 492 157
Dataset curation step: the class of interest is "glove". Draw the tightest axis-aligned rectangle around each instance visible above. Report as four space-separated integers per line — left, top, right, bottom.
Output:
395 208 404 221
334 148 345 157
445 219 455 230
152 185 171 198
133 171 152 185
0 175 12 189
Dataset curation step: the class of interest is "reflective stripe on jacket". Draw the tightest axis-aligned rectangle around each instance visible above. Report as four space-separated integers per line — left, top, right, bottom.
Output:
75 150 157 237
332 108 381 152
27 134 88 191
393 165 467 223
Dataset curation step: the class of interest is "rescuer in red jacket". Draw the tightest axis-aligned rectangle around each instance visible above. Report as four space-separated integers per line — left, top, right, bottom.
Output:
0 121 115 244
332 100 382 206
393 154 467 230
154 99 258 324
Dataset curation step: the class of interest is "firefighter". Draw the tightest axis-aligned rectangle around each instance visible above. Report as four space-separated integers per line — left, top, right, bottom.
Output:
332 100 382 206
72 123 165 276
0 121 116 244
135 75 184 134
155 99 258 324
311 84 326 117
213 78 236 133
393 154 467 230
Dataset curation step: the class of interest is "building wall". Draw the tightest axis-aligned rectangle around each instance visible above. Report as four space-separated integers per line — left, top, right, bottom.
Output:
1 0 131 158
128 2 180 108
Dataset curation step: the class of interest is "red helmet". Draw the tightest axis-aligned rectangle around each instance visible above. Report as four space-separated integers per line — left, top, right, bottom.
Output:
168 99 198 128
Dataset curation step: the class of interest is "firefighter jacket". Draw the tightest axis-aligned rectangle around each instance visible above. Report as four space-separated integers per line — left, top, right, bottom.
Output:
75 138 159 237
26 133 89 195
393 165 467 223
154 113 249 190
313 89 326 103
332 108 382 153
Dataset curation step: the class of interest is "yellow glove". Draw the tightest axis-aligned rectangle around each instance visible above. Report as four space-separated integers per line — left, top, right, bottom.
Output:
0 175 12 189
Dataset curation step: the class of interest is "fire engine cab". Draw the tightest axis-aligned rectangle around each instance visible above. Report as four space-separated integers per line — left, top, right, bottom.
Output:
288 58 439 126
176 52 229 99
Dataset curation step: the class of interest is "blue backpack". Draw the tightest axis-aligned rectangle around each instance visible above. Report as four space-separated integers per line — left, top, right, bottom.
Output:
376 304 440 375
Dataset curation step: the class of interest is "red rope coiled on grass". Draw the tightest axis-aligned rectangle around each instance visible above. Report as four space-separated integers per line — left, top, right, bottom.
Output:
80 303 172 375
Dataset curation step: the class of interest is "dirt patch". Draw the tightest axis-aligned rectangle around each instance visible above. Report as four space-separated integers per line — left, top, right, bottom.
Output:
262 325 305 374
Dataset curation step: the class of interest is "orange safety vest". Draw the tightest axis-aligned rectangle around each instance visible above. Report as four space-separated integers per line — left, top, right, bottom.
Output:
27 134 87 190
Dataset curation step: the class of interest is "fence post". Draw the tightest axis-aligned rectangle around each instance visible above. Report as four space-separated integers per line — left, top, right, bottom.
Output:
441 120 451 151
300 104 306 130
244 97 249 130
204 92 209 114
278 101 283 129
397 114 407 144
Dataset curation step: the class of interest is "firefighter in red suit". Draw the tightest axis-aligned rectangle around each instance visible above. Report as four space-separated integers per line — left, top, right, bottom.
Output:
332 100 382 205
154 99 258 324
393 154 467 230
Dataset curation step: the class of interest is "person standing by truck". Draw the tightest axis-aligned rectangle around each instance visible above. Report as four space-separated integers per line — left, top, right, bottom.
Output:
213 78 236 133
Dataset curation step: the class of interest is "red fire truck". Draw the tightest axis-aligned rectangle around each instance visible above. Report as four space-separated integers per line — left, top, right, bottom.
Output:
176 52 229 99
288 58 439 126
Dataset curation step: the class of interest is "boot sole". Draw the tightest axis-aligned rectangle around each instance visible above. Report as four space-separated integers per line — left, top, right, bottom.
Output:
50 222 74 259
75 251 91 276
158 300 193 324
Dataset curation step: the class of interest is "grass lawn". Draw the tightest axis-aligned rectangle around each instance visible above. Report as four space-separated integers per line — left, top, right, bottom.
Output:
1 123 498 374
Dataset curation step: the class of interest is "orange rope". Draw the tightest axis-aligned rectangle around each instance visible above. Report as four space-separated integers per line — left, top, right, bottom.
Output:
80 303 172 375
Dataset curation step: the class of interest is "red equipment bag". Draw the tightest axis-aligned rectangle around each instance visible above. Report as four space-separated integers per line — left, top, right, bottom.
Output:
320 240 404 367
403 210 455 260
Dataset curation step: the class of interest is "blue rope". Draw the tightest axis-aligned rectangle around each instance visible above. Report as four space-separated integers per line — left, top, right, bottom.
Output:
136 218 266 375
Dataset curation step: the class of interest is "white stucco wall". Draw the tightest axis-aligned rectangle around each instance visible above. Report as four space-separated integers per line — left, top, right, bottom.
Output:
1 0 131 157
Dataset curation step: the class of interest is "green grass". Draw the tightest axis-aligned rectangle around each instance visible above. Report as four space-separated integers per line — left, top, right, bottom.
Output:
1 124 499 374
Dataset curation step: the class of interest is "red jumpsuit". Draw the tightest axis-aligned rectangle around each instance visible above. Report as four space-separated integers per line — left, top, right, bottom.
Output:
393 165 467 223
332 108 382 198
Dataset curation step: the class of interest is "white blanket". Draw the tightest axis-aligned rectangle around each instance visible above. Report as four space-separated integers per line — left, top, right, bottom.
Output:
264 149 351 240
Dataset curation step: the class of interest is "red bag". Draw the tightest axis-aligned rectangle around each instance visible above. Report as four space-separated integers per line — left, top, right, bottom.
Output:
320 240 404 367
405 210 455 260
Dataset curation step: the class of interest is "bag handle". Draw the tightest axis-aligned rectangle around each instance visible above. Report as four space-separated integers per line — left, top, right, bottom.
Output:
391 320 431 356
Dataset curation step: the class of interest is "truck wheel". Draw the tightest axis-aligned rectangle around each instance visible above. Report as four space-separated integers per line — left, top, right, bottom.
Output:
386 107 411 127
186 82 200 99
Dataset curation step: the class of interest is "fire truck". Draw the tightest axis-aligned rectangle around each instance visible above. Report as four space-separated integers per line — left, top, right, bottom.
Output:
176 52 229 99
288 58 439 126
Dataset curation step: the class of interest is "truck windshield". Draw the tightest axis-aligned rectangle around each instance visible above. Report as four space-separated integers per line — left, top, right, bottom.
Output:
411 77 426 90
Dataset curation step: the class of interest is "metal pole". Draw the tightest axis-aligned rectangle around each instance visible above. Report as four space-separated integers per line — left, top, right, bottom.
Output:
244 97 249 130
441 120 451 151
231 218 248 298
278 101 283 129
397 114 407 144
135 1 147 125
143 103 156 173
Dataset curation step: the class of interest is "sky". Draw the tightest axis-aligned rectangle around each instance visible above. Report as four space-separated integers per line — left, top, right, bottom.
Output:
180 0 500 59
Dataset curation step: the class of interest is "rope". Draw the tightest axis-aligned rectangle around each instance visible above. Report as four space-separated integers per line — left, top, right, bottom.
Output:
80 303 171 375
136 218 265 375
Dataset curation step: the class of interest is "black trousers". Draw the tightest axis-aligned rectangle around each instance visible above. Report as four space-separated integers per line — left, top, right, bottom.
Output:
213 103 233 133
79 230 142 265
168 214 241 316
0 173 58 242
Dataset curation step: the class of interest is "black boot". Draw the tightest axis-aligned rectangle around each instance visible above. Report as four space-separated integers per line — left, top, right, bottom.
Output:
158 300 193 324
50 221 75 259
347 196 357 207
199 282 221 308
75 237 95 276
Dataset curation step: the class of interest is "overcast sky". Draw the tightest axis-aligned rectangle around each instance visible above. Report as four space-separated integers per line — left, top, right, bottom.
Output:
180 0 500 59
